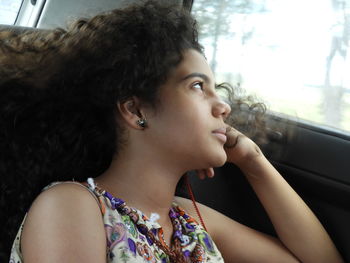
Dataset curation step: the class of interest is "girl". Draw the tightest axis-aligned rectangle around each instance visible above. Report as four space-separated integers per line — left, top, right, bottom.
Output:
0 1 343 262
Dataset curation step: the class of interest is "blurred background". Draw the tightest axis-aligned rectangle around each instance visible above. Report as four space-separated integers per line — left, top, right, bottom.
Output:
192 0 350 132
2 0 350 132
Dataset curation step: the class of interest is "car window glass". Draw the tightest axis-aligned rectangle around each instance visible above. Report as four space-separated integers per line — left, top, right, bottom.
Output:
192 0 350 133
0 0 23 24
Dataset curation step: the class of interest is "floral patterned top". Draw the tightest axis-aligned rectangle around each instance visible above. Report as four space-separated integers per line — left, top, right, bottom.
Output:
10 180 225 263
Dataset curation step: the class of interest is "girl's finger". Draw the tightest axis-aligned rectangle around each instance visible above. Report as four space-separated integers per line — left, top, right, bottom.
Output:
207 167 215 178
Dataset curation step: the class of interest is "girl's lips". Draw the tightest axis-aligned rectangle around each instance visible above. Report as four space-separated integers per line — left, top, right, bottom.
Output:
213 132 227 143
212 129 227 143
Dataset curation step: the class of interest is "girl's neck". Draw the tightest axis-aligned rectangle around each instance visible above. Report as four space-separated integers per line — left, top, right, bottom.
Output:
94 151 186 225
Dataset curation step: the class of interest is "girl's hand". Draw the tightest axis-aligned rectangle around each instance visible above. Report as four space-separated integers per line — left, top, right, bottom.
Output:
193 126 262 179
196 167 215 179
224 126 264 168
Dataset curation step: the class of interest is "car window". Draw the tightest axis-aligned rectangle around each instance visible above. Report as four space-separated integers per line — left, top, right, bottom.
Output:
0 0 23 24
192 0 350 133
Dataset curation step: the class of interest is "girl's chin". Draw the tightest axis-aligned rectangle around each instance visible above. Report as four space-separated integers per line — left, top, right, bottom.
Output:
210 152 227 167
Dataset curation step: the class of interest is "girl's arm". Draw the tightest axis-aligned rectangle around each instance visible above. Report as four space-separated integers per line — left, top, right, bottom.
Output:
179 126 344 263
223 126 343 262
237 153 343 263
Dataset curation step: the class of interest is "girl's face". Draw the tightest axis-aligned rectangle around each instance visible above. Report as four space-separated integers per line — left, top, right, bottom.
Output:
144 49 231 170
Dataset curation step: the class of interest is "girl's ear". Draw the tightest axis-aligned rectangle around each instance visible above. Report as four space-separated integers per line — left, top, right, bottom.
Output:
117 97 146 129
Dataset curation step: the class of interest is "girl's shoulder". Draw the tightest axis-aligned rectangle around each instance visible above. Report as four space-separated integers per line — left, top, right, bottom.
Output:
18 181 107 262
31 181 103 217
174 195 217 222
173 195 232 241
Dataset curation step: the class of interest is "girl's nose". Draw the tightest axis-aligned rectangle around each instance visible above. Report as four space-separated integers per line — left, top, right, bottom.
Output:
213 99 231 120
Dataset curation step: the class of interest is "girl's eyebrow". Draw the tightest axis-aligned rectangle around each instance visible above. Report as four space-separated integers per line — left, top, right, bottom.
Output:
180 72 211 84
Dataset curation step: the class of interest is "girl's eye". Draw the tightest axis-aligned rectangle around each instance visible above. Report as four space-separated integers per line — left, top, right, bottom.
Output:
192 82 204 91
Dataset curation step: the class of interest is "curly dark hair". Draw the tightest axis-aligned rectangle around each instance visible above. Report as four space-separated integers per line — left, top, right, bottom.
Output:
0 0 275 259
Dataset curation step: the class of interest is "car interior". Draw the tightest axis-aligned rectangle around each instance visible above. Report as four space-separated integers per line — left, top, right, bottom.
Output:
1 0 350 261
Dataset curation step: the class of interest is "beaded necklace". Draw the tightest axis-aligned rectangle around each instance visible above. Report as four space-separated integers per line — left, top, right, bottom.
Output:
89 180 189 263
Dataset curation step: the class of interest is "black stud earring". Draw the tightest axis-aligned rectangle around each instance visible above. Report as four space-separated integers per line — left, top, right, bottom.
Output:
136 118 147 128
